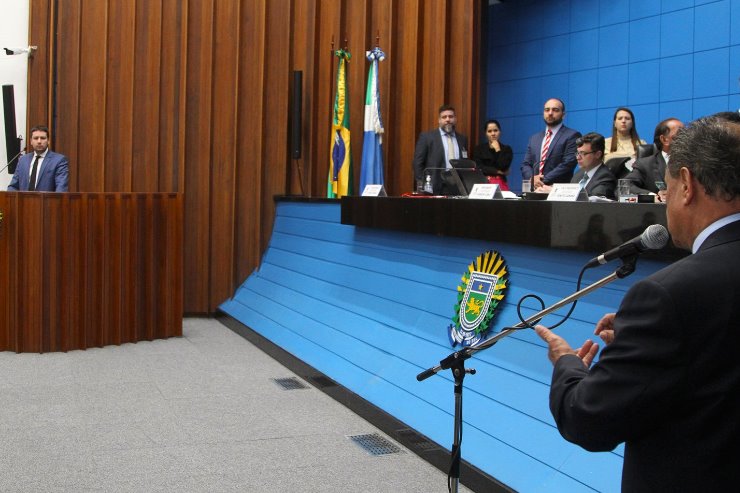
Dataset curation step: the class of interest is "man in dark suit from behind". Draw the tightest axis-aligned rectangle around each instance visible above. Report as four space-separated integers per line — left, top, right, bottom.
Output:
412 104 468 194
521 98 581 188
7 125 69 192
535 112 740 492
535 132 616 199
625 117 683 201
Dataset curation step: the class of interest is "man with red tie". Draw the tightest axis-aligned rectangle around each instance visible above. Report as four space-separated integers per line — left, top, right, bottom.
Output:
520 98 581 189
7 125 69 192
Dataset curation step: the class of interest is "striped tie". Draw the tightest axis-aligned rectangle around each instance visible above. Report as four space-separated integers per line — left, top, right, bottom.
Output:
538 129 552 175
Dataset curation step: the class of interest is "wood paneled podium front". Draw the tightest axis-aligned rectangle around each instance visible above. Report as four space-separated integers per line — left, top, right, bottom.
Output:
0 192 183 352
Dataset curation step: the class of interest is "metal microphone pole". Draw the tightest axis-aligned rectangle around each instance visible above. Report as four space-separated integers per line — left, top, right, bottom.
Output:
416 258 638 493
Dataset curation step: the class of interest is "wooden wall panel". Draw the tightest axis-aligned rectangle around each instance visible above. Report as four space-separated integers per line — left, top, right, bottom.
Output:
234 1 267 292
182 0 214 312
27 0 481 314
52 0 82 190
159 0 187 192
208 0 240 310
105 0 135 191
310 0 342 197
132 0 163 191
261 0 291 255
26 0 52 132
77 0 108 192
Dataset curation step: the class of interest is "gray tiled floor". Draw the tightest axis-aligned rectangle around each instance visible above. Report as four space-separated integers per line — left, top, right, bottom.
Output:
0 318 470 492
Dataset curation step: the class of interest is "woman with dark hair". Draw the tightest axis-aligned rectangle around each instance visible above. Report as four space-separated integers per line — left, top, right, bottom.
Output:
604 107 646 160
473 119 513 191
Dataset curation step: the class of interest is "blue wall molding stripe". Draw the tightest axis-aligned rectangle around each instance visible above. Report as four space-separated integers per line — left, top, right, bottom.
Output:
221 201 669 493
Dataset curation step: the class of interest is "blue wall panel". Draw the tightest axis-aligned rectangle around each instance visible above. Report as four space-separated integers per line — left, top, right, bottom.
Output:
486 0 740 193
221 201 669 493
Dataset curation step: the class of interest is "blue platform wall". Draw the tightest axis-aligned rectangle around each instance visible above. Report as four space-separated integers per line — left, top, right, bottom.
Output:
220 201 670 493
485 0 740 192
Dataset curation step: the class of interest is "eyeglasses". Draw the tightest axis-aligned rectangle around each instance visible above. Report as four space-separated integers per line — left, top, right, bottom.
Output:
576 150 596 157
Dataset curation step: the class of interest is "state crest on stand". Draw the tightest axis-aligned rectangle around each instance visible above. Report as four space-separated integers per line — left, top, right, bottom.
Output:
449 251 508 347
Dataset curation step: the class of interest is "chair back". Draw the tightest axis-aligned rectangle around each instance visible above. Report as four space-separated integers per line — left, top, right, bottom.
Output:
636 143 656 159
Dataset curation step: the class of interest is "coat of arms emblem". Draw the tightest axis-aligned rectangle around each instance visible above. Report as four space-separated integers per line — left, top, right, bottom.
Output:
449 251 508 347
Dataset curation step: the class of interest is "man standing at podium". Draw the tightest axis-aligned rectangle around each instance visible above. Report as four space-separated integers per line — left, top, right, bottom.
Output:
535 112 740 492
7 125 69 192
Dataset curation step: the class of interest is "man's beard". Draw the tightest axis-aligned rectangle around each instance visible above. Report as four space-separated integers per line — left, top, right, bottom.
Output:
442 123 454 133
544 117 563 127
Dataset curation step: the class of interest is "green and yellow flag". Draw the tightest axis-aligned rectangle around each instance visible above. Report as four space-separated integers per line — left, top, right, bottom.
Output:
327 49 353 198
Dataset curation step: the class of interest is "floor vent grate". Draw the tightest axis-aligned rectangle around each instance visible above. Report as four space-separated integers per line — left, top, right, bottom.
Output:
348 433 403 456
272 377 310 390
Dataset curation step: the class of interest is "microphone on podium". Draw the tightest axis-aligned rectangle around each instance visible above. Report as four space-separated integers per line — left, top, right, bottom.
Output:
586 224 670 268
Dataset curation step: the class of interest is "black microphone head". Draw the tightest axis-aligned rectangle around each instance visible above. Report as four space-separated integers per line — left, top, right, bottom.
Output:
640 224 670 250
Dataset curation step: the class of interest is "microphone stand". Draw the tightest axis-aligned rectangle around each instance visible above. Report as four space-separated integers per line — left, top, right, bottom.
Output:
417 257 638 493
1 148 25 174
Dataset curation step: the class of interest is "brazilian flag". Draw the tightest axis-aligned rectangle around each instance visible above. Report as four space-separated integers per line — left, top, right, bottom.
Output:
328 49 353 198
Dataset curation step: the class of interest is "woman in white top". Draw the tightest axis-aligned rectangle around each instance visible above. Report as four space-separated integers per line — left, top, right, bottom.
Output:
604 107 646 160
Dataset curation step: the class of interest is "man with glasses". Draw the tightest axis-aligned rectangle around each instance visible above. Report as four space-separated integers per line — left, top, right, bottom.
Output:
535 132 616 199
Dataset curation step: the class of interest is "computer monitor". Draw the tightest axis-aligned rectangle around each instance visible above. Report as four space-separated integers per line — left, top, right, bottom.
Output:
449 158 477 169
442 167 490 196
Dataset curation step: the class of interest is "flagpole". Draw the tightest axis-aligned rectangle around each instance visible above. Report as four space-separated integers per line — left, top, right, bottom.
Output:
327 37 336 198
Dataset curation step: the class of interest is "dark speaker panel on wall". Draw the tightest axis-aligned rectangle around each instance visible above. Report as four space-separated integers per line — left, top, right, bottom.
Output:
290 71 302 159
2 85 22 174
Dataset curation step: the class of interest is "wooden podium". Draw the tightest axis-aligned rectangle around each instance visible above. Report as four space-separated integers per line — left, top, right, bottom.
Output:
0 192 183 352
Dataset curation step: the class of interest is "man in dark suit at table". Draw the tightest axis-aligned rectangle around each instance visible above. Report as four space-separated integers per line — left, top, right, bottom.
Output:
521 98 581 189
536 132 616 199
535 112 740 492
7 125 69 192
625 117 683 202
412 104 468 194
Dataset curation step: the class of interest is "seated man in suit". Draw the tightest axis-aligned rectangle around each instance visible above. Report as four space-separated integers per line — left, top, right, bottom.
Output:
625 117 683 202
412 104 468 194
7 125 69 192
536 132 616 199
521 98 581 189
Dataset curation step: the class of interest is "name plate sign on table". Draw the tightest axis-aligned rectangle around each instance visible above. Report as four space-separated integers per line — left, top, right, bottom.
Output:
468 184 503 200
547 184 587 202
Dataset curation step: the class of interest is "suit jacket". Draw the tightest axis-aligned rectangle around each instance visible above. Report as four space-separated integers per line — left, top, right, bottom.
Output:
520 125 581 184
625 151 666 195
570 164 616 199
548 220 740 492
7 150 69 192
412 129 468 194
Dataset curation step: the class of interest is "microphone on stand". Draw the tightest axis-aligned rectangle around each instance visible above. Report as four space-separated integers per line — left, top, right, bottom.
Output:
586 224 670 268
2 143 26 174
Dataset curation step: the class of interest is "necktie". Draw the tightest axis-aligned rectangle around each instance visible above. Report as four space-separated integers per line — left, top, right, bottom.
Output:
446 133 456 166
539 129 552 175
28 155 40 192
579 173 589 190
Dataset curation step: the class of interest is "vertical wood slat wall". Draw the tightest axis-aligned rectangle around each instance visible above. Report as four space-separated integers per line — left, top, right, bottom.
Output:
0 192 183 352
26 0 481 314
